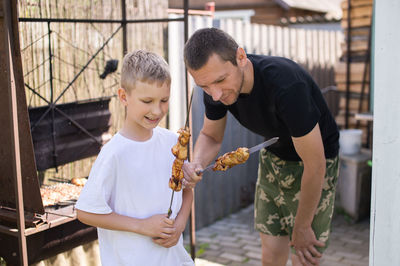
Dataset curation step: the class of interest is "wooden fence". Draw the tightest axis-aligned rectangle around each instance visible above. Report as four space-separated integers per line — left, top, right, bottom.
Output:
217 19 343 89
18 0 167 181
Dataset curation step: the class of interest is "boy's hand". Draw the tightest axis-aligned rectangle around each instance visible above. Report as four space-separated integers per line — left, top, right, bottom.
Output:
141 214 175 239
152 219 184 248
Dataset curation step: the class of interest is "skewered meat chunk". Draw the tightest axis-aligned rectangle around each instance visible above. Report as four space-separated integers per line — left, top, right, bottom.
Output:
169 127 191 192
178 127 190 146
213 147 250 171
169 177 182 192
171 159 184 180
172 142 188 160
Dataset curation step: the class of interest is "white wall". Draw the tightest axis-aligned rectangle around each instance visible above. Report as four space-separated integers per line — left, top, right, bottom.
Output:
370 0 400 265
168 14 212 132
168 16 342 132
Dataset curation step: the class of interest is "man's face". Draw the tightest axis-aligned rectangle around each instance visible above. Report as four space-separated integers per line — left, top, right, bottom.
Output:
188 53 244 105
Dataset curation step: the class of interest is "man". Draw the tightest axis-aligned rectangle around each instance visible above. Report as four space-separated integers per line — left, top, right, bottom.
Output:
181 28 339 266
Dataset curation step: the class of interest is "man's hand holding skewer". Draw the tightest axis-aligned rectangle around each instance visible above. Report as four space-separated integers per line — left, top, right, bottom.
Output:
182 162 203 189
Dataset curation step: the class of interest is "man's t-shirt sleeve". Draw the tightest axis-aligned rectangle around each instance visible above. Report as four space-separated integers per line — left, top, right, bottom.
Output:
203 92 228 120
276 82 321 138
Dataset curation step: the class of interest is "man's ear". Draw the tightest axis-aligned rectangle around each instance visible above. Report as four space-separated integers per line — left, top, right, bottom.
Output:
117 87 128 106
236 47 247 67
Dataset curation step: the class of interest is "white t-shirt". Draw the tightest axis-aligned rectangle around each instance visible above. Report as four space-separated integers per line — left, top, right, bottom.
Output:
76 127 194 266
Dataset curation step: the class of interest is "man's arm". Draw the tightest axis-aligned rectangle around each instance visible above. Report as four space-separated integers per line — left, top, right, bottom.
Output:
182 114 227 187
290 123 326 265
76 210 175 239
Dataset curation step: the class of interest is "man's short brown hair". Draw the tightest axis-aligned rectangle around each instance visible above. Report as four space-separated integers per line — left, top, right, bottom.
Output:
184 28 239 70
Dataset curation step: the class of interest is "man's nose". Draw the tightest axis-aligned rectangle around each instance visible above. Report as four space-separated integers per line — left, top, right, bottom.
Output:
211 88 223 101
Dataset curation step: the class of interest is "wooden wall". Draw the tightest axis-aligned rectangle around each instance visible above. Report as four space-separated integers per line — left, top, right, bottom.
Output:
18 0 167 182
217 19 342 89
334 0 373 143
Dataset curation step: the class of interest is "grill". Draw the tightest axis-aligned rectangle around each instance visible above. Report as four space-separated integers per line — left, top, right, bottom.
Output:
0 2 108 265
0 62 110 265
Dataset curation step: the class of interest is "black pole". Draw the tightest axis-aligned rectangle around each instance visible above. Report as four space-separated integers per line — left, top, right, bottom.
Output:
19 17 184 24
121 0 127 55
48 22 58 171
345 0 352 128
355 18 372 130
183 0 196 260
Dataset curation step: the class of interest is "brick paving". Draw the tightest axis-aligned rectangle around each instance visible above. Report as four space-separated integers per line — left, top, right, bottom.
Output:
185 204 369 266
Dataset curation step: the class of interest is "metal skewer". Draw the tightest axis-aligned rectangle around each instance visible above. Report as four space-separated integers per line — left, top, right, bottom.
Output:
167 89 194 218
167 190 174 218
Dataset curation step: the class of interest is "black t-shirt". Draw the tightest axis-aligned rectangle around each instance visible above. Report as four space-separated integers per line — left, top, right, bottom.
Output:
204 54 339 161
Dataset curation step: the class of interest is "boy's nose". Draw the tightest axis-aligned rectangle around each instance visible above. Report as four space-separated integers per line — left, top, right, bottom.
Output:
211 88 223 102
151 104 163 116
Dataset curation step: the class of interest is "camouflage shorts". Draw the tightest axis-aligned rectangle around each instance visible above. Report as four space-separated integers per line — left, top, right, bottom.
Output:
254 149 339 254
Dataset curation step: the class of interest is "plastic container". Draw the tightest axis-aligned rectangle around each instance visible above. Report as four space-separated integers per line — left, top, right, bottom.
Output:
339 129 363 155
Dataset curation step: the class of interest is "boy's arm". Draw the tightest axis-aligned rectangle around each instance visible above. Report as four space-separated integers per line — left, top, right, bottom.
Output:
77 209 175 239
153 187 193 248
175 187 194 233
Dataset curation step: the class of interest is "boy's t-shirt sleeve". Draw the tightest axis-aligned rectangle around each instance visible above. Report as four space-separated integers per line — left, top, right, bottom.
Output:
203 92 228 120
75 156 115 214
275 82 321 138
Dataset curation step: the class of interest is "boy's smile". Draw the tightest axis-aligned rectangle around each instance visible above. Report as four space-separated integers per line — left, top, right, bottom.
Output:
119 80 170 141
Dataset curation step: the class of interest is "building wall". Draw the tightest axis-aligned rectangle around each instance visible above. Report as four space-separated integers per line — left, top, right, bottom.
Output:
370 0 400 265
169 0 326 25
251 7 322 25
169 0 275 10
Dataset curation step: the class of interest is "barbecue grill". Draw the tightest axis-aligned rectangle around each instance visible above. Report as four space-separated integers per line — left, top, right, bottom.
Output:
0 6 111 263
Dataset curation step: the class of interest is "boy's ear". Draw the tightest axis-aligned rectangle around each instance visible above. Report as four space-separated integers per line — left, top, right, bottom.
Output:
117 87 128 106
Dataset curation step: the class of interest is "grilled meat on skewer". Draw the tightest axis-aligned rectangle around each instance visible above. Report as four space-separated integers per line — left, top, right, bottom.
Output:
169 127 190 192
171 142 188 160
213 147 250 171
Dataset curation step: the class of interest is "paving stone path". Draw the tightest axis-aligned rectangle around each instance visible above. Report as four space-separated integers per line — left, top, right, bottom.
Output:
185 204 369 266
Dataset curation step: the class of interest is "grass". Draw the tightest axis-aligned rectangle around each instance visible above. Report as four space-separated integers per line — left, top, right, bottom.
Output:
185 243 210 257
196 242 210 257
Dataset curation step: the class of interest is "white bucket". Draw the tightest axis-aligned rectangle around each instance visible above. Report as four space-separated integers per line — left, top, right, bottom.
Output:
339 129 363 155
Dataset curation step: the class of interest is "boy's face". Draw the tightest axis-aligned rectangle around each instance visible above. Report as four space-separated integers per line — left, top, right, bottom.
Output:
119 80 170 134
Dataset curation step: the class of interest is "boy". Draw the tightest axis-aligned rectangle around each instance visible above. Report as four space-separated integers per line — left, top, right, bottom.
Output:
76 50 194 266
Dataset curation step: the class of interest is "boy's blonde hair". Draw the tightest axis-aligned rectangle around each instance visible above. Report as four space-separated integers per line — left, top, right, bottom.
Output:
121 50 171 91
